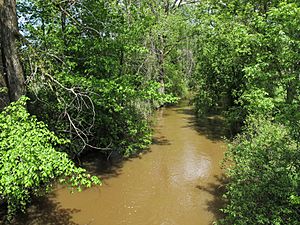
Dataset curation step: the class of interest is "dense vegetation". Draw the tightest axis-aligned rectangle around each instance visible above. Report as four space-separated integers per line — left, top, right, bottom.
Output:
193 0 300 224
0 0 192 221
0 97 100 219
0 0 299 223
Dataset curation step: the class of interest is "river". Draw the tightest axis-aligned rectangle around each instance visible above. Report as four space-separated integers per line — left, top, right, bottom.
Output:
17 103 226 225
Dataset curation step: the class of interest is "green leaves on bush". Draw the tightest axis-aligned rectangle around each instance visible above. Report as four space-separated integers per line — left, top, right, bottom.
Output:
222 118 300 224
192 2 300 223
0 97 100 218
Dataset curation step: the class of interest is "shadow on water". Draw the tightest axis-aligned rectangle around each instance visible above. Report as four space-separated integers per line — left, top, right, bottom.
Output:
176 107 229 142
80 151 124 181
80 147 158 181
152 136 171 145
3 152 125 224
12 195 80 225
195 174 227 222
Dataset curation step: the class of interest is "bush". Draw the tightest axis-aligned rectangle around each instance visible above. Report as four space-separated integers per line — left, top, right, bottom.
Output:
0 97 100 219
222 117 300 224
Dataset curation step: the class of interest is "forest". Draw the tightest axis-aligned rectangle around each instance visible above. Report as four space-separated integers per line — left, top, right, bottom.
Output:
0 0 299 224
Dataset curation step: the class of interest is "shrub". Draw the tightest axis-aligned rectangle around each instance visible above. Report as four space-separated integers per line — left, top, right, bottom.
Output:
222 117 300 224
0 97 100 219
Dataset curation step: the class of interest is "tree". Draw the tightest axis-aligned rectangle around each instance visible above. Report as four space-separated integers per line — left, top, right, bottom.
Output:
192 0 300 223
0 0 25 110
16 0 182 157
0 1 102 220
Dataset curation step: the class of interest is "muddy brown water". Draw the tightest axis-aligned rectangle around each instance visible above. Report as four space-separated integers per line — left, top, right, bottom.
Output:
16 104 226 225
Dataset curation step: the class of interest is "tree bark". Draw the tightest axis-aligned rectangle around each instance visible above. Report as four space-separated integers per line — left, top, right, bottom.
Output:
157 50 165 95
0 0 25 110
156 35 166 95
0 42 10 109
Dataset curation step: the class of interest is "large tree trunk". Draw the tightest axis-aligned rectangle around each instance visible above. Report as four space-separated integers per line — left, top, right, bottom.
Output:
0 43 10 109
0 0 25 110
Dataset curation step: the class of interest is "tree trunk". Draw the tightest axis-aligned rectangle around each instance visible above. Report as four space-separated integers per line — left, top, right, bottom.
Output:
0 43 10 109
157 35 166 95
157 51 165 95
0 0 25 110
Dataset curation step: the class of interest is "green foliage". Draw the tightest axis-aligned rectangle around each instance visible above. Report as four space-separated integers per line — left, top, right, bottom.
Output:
238 89 275 115
192 0 300 223
222 118 300 224
17 0 186 158
0 97 100 219
10 0 300 224
193 0 300 125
